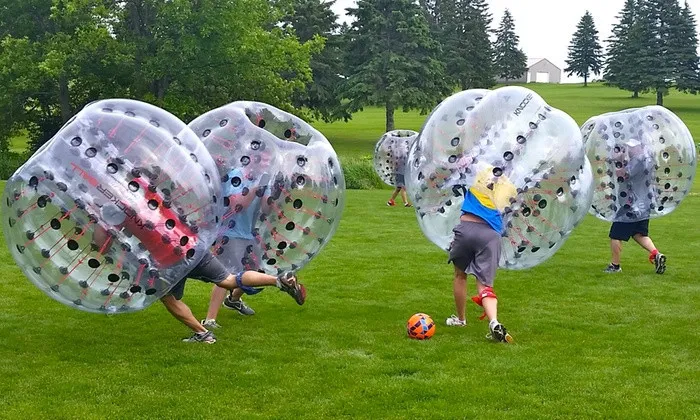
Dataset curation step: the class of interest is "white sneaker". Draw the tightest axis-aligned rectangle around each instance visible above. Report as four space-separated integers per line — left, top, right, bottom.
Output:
200 319 221 329
446 315 466 326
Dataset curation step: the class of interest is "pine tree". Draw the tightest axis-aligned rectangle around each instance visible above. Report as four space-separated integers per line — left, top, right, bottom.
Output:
565 11 604 86
344 0 451 132
673 1 700 94
282 0 348 122
493 9 527 82
462 0 495 89
605 0 641 96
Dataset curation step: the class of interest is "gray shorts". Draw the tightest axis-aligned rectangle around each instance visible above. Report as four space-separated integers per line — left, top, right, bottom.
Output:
217 237 259 272
448 221 501 287
394 174 406 188
167 251 231 300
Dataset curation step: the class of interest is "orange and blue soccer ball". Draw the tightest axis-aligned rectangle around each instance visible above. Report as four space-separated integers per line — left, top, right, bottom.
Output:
406 313 435 340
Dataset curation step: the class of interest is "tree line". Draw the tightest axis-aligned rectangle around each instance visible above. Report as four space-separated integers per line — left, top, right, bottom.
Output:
1 0 698 158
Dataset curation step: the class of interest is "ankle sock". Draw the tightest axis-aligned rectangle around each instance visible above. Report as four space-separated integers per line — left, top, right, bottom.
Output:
489 319 499 329
611 263 620 269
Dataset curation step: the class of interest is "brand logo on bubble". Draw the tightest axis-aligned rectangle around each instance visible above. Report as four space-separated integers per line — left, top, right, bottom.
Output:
514 93 534 116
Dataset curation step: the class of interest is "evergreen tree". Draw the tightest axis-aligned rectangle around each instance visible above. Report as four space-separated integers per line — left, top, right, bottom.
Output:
493 9 527 82
565 11 604 86
282 0 348 122
673 1 700 94
344 0 451 132
604 0 642 96
460 0 495 89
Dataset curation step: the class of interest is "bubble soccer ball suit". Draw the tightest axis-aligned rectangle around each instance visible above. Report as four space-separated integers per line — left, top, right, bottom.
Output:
581 106 696 223
373 130 418 187
2 99 221 313
406 87 594 269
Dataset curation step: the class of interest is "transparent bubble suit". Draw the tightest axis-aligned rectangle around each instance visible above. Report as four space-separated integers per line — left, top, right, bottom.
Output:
581 106 696 222
373 130 418 186
406 87 593 269
189 102 345 275
1 99 221 313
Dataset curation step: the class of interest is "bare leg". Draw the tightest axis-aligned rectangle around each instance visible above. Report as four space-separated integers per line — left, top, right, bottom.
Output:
453 267 467 322
389 187 401 201
217 271 278 291
477 281 498 322
205 286 229 321
632 234 657 253
161 295 207 333
400 188 410 205
610 239 623 265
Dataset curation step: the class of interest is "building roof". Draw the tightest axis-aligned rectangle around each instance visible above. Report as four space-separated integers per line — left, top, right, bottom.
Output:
526 58 561 71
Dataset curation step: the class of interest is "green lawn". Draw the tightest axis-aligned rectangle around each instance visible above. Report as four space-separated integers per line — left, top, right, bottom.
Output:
1 84 699 418
314 83 700 158
0 184 699 418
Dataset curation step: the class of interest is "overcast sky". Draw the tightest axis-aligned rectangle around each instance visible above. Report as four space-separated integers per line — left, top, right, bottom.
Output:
330 0 700 83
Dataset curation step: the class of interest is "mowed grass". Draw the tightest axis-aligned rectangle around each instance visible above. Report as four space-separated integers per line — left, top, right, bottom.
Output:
0 182 699 418
315 83 700 158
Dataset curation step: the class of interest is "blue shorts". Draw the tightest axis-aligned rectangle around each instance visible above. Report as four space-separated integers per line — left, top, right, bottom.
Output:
609 220 649 241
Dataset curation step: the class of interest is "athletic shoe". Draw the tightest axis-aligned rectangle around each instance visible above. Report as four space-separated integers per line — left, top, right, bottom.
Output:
604 264 622 273
278 272 306 305
182 331 216 344
404 203 413 208
487 323 514 343
654 253 666 274
200 319 221 329
446 315 466 326
387 199 396 206
223 297 256 315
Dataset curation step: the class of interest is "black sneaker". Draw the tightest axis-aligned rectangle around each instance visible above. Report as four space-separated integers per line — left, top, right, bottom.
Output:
223 297 256 315
277 272 306 305
654 253 666 274
487 323 514 343
182 330 216 344
604 264 622 273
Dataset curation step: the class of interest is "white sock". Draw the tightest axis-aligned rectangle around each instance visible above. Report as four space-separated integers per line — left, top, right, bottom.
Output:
489 319 499 329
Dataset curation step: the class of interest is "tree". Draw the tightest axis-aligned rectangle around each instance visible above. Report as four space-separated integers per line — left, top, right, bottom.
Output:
344 0 451 132
604 0 642 96
281 0 349 122
673 1 700 94
493 9 527 82
433 0 495 90
565 11 604 86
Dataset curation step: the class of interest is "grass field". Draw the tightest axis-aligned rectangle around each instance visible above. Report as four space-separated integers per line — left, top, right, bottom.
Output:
1 84 699 418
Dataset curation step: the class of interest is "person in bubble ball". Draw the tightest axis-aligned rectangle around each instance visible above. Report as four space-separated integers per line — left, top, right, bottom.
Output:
445 166 515 343
604 139 666 274
200 168 268 329
387 156 412 207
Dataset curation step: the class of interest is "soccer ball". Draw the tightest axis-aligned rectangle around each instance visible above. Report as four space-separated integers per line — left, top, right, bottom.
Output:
406 313 435 340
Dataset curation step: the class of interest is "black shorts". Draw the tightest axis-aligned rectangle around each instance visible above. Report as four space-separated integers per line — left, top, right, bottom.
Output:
167 251 230 300
609 220 649 241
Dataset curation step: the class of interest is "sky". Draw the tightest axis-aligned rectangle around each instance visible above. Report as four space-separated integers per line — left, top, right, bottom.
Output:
330 0 700 83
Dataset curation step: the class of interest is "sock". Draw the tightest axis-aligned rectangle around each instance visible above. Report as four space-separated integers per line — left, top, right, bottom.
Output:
649 249 659 262
196 331 208 336
489 319 499 329
611 263 620 269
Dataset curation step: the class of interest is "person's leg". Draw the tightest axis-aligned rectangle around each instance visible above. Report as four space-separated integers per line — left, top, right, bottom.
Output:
477 281 498 322
400 188 411 206
453 266 468 322
161 295 207 333
611 239 623 265
217 271 306 305
633 232 666 274
632 234 656 253
204 285 229 324
388 187 400 205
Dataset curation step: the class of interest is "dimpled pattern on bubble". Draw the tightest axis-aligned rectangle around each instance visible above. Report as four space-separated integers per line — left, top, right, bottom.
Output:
581 106 696 222
1 100 221 313
189 102 345 275
373 130 418 186
406 87 593 270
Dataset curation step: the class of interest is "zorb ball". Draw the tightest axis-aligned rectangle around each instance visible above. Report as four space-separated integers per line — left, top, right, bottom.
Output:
407 313 435 340
373 130 418 187
189 102 345 275
2 99 221 313
581 106 696 222
407 87 593 270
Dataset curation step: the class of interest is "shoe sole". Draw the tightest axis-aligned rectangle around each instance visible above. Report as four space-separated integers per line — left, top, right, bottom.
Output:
655 255 666 274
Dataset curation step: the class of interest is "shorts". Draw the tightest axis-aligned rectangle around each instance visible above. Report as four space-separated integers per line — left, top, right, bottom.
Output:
167 251 231 300
394 174 405 188
217 237 259 272
609 220 649 241
448 221 501 287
